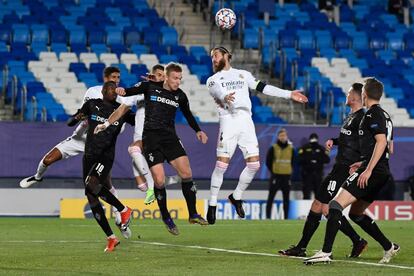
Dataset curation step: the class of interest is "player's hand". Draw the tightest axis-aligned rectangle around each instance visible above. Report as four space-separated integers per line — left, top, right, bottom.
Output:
196 131 208 144
213 97 225 108
349 161 363 175
115 87 126 96
224 92 235 104
357 168 372 189
141 73 156 81
291 90 308 104
325 139 334 151
94 123 107 134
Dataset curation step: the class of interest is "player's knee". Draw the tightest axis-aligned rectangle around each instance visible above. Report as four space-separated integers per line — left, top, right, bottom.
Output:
43 152 58 166
86 192 100 207
153 175 165 188
179 170 192 179
311 200 323 213
85 177 102 196
128 145 141 156
349 213 364 223
215 161 229 173
328 200 343 212
246 161 260 172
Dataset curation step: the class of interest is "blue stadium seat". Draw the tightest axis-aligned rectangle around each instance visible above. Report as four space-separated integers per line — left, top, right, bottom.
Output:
124 29 140 47
90 43 108 56
88 30 105 45
352 33 369 50
69 62 88 75
13 26 30 44
370 34 386 50
69 29 87 46
279 31 296 48
243 29 259 49
50 28 67 44
130 64 148 76
110 44 127 57
160 27 178 47
130 44 149 57
106 27 123 45
334 34 350 49
159 54 178 64
31 25 49 44
143 27 160 45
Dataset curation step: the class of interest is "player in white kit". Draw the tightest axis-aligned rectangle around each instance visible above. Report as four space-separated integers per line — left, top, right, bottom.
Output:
206 46 308 224
19 67 132 238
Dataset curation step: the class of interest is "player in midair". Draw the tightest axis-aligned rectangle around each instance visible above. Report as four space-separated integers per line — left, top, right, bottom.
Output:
205 46 308 224
95 63 209 235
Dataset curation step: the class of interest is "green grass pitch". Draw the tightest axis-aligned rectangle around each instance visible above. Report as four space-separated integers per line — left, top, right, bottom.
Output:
0 218 413 275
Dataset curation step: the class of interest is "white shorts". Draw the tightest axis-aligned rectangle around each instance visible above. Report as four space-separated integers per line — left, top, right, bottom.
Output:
216 113 259 159
133 107 145 141
55 134 86 159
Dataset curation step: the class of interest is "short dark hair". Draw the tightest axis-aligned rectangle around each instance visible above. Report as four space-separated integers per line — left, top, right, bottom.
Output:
103 66 120 78
102 81 117 94
152 64 164 73
363 77 383 101
351 82 363 97
165 62 182 76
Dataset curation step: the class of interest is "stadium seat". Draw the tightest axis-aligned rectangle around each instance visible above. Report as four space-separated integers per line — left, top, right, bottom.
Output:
243 29 259 49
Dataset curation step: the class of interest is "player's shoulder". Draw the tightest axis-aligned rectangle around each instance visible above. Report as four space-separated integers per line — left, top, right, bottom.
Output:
207 74 219 88
86 85 103 93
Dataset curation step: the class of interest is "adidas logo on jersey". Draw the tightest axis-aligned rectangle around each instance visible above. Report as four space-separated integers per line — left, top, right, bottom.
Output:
150 95 179 107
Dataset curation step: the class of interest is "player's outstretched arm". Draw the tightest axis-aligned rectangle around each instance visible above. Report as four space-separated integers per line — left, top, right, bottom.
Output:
94 104 130 134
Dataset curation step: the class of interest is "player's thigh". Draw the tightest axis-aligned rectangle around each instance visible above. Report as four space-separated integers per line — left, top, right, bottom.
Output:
216 118 239 159
333 187 358 209
143 135 165 168
163 138 188 165
316 164 350 205
238 117 259 159
54 136 84 160
133 109 145 142
169 155 192 179
42 147 63 165
83 156 112 185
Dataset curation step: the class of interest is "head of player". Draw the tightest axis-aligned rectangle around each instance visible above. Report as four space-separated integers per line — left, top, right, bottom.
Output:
362 77 383 108
346 82 363 111
103 67 121 86
151 64 165 81
163 62 182 91
101 81 118 103
210 46 232 73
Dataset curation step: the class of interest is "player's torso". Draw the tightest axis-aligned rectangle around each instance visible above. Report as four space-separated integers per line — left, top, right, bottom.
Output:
359 106 391 166
85 99 123 155
213 69 252 115
143 84 182 132
336 109 364 165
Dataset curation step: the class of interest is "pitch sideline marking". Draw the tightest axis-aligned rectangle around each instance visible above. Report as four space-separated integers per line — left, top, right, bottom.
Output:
3 240 414 271
133 240 414 271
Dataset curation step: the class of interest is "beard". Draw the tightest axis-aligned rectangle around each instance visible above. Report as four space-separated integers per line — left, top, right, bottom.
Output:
213 58 226 72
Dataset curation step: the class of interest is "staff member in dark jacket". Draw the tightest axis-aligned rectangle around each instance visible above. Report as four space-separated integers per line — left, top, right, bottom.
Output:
265 128 294 219
298 133 330 199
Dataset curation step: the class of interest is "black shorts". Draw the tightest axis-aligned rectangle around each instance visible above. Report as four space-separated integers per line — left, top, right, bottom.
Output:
341 166 391 203
143 130 187 168
315 164 350 204
82 154 113 184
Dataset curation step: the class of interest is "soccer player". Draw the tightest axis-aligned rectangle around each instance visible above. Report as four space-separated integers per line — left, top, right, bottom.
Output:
279 83 367 258
20 67 131 238
205 46 308 224
69 81 133 252
95 62 209 235
124 64 166 205
304 78 399 265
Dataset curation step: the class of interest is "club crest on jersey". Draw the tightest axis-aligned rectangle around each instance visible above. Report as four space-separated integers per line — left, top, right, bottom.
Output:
175 96 179 101
208 81 215 88
239 74 244 79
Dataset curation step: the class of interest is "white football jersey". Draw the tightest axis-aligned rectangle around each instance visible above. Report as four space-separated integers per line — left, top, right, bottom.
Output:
207 67 260 116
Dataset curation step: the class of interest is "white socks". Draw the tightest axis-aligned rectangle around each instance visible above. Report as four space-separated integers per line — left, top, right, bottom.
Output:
128 146 154 190
209 161 228 206
233 161 260 200
109 187 121 224
35 160 48 180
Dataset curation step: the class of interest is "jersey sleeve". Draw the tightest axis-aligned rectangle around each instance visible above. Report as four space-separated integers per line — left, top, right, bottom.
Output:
244 70 260 90
207 77 226 102
179 92 201 133
124 81 149 96
123 110 136 126
79 100 91 116
367 110 387 136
